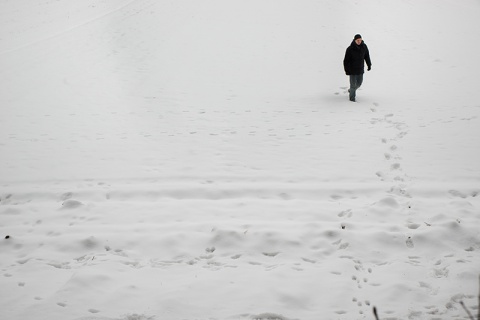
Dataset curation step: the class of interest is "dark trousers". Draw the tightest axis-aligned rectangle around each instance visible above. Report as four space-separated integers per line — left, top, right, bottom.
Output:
349 74 363 101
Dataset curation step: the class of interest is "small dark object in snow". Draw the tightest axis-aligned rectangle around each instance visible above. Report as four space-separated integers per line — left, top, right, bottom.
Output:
5 235 10 239
341 225 346 229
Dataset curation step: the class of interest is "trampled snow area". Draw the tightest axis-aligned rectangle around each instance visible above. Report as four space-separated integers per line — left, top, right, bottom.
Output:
1 0 480 319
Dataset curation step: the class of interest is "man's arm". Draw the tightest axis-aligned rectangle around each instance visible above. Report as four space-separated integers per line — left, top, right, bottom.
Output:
343 48 351 75
365 46 372 70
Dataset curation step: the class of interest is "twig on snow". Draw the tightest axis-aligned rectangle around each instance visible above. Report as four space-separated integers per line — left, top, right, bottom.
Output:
477 275 480 320
462 275 480 320
460 301 475 320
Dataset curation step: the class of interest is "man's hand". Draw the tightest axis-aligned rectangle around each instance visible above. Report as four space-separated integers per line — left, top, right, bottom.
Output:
367 66 372 71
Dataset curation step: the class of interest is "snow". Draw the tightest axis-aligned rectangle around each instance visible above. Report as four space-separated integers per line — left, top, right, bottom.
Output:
1 0 479 319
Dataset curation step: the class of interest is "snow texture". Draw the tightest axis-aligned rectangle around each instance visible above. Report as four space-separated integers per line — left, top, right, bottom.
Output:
1 1 480 319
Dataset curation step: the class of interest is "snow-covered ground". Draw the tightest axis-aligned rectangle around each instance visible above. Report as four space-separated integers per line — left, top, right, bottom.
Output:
1 1 480 319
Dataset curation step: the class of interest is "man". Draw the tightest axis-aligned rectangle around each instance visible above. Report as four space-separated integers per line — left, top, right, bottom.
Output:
343 34 372 102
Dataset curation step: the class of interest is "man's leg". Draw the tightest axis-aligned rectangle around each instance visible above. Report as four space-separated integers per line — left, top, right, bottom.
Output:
356 74 364 89
349 74 364 101
349 75 357 101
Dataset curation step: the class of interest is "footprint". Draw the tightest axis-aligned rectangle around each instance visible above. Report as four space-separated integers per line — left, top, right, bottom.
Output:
337 209 352 218
61 199 83 209
61 192 73 201
301 257 316 264
390 163 401 170
251 312 288 319
448 190 467 198
396 131 408 139
406 236 414 248
419 281 439 295
407 223 421 229
339 242 349 249
432 267 449 278
262 252 279 257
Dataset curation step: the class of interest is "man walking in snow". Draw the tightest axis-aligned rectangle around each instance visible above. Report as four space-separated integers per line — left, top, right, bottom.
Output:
343 34 372 102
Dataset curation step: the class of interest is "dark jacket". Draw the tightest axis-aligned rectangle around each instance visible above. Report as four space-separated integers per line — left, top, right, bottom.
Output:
343 40 371 75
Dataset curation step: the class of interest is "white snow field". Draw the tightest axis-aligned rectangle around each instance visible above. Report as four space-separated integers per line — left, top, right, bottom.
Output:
1 0 480 319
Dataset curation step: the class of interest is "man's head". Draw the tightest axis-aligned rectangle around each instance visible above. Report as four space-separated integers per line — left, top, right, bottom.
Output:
354 34 362 45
